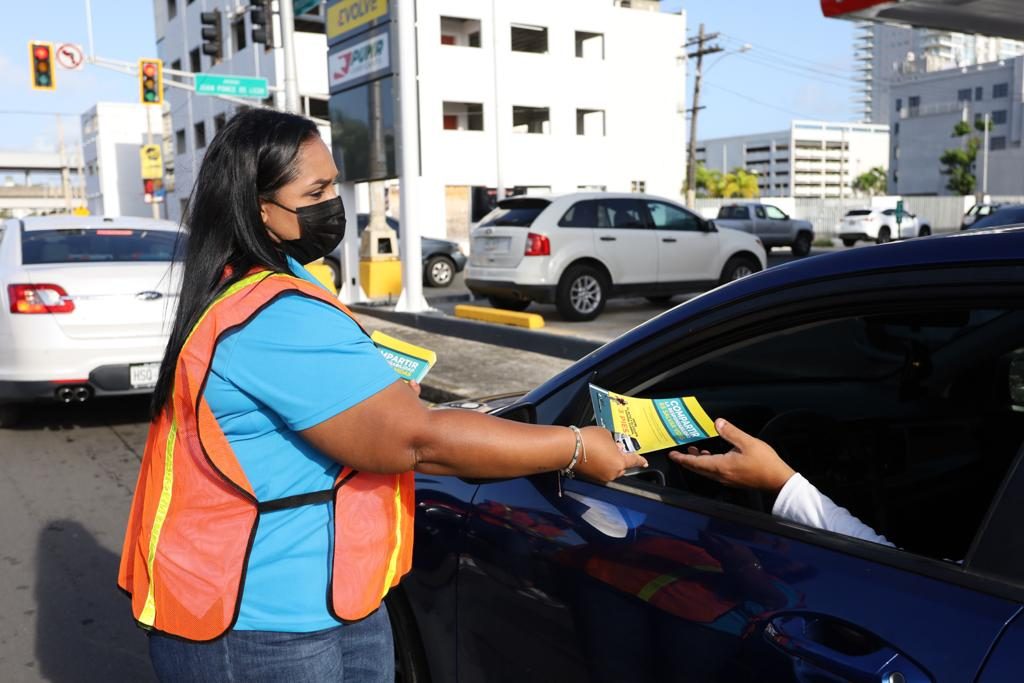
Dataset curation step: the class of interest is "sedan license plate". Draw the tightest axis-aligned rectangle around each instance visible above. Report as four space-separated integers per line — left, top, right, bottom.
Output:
480 237 510 254
130 362 161 389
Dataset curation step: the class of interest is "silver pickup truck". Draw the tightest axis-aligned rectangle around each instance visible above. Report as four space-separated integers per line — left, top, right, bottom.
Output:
714 203 815 257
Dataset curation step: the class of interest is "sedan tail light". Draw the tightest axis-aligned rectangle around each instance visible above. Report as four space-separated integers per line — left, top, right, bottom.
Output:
8 284 75 314
524 233 550 256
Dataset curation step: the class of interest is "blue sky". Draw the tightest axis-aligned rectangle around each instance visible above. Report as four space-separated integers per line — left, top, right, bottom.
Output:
0 1 855 153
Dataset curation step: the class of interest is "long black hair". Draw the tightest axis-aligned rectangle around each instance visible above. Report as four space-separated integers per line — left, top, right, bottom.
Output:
151 108 320 416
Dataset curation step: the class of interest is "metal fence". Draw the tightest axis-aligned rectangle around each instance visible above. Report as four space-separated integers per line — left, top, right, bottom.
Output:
694 195 1024 236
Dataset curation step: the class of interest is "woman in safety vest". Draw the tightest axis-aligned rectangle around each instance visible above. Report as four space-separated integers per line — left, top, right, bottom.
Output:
118 108 646 682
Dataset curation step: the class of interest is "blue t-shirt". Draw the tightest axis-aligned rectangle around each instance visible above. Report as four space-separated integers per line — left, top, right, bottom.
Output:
203 257 399 631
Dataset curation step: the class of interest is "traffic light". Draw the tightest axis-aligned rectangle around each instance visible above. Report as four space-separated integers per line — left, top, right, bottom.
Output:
29 41 55 91
138 58 163 105
251 0 273 48
201 10 223 61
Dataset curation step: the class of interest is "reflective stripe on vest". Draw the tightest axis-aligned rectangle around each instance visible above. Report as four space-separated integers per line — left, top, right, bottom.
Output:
118 271 415 641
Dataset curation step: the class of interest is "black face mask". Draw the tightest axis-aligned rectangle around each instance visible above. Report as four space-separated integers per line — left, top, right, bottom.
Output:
267 195 347 264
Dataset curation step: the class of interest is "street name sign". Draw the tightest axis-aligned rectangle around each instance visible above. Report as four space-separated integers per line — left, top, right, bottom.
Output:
195 73 269 99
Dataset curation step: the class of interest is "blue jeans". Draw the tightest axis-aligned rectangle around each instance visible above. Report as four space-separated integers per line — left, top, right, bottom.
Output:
148 606 394 683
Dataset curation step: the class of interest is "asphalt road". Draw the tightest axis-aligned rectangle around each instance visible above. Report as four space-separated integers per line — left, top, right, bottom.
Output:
0 397 156 683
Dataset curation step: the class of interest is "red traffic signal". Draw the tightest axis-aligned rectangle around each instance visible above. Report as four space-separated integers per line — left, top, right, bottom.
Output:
138 58 163 105
29 41 55 91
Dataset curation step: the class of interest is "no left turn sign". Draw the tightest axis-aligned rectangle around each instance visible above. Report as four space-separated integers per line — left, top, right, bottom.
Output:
56 43 85 71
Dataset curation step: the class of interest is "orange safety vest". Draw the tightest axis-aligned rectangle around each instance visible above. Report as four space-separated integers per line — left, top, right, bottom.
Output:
118 270 415 641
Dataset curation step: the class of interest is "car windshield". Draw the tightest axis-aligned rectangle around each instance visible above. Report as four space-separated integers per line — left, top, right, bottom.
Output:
972 207 1024 230
21 228 186 264
845 209 872 216
478 199 549 228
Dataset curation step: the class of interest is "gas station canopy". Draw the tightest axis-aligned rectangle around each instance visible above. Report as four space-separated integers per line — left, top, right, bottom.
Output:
821 0 1024 41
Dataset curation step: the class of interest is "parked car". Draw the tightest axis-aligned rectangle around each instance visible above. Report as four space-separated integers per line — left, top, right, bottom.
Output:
965 204 1024 231
465 193 766 321
961 202 1004 230
0 216 184 427
324 214 467 289
837 207 932 246
713 202 815 256
391 226 1024 683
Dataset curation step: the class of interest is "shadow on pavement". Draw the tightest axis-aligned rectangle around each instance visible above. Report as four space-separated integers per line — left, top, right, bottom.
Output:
35 519 155 682
11 396 152 432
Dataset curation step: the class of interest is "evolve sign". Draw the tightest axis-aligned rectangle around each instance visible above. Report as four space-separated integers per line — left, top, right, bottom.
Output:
328 28 390 93
327 0 389 44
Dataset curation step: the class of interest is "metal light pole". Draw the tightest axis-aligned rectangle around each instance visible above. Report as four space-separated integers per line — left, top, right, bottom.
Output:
278 0 301 113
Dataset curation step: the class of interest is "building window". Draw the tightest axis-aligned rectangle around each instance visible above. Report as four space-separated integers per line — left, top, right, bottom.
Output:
576 109 605 136
575 31 604 59
170 58 182 82
908 96 920 116
512 106 550 134
440 17 481 47
175 129 186 154
957 88 972 102
194 121 207 149
511 24 548 54
167 0 176 20
630 180 646 193
189 47 201 73
975 86 984 101
306 97 328 119
992 110 1008 125
994 83 1009 98
991 136 1007 151
894 122 900 135
442 102 484 130
214 112 227 133
233 16 246 53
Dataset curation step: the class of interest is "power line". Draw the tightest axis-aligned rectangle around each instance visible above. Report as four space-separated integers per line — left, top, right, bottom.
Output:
702 81 819 120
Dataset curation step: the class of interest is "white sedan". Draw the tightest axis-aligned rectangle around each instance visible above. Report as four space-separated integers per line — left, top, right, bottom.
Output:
837 208 932 246
0 215 183 426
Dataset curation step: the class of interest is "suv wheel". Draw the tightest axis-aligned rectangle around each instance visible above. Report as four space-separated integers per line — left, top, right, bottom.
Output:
791 232 812 257
424 255 455 288
842 239 857 247
719 255 761 285
487 296 531 311
877 226 892 244
556 264 608 321
918 225 931 237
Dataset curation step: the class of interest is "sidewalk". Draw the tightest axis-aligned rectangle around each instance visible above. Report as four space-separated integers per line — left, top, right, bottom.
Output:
357 311 576 403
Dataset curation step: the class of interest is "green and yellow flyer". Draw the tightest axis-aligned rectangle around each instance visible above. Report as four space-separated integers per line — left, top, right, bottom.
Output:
371 331 437 383
589 384 718 455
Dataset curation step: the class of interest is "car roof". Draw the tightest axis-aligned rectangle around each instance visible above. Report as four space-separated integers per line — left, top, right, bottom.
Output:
500 191 683 205
17 215 180 232
525 226 1024 402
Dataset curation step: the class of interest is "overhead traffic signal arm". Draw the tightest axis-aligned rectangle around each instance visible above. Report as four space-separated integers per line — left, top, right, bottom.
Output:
29 41 55 91
139 58 163 105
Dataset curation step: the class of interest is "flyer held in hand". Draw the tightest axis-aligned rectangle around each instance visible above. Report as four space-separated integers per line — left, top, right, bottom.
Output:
589 384 718 455
371 330 437 383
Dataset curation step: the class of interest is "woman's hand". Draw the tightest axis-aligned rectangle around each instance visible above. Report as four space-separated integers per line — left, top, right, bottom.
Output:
574 426 648 484
668 419 795 493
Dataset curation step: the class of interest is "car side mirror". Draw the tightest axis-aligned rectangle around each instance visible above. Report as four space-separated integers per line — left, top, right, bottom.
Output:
704 219 717 232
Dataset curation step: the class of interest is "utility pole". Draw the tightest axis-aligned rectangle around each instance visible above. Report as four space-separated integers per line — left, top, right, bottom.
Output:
684 24 722 209
981 111 991 202
278 0 301 113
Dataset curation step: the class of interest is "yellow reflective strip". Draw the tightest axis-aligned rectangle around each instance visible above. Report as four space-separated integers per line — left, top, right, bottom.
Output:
380 479 404 598
683 396 718 437
183 272 275 346
636 573 677 603
138 421 178 626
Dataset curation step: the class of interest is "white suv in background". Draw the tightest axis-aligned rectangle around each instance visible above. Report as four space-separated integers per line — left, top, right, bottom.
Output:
465 193 767 321
838 208 932 246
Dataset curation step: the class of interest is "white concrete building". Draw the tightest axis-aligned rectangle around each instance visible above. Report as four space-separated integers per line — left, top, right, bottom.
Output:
356 0 686 242
696 121 890 199
890 56 1024 196
80 102 164 217
152 0 330 223
855 22 1024 125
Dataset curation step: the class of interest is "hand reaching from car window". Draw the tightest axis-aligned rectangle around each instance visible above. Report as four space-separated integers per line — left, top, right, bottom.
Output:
668 419 795 493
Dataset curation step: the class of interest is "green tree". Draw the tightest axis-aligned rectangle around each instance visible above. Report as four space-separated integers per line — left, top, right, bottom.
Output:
694 164 723 198
852 166 887 196
720 168 760 198
940 119 990 195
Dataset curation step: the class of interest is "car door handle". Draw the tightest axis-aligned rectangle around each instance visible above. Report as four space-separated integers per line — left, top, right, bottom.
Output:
661 238 678 243
600 236 617 242
764 614 933 683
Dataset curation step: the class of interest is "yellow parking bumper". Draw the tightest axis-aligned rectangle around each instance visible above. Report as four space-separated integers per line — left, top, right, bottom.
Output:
454 304 545 329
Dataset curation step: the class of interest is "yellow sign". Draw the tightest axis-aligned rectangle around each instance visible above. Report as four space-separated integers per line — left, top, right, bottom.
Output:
71 206 90 216
327 0 388 41
140 144 163 180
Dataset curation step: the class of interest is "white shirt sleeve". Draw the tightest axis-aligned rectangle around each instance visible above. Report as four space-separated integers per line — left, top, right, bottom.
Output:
772 473 895 548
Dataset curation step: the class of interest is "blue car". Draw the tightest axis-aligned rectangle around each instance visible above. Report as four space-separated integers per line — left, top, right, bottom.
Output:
389 227 1024 683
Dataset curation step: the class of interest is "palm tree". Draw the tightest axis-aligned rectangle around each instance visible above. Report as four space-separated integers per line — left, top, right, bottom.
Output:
720 168 759 199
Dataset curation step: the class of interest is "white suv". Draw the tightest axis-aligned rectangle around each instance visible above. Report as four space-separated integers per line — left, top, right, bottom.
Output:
465 192 767 321
838 208 932 246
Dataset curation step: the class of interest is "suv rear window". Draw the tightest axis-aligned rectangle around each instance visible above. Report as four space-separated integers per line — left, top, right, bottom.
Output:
845 210 872 216
478 198 549 228
21 228 186 264
718 206 750 220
